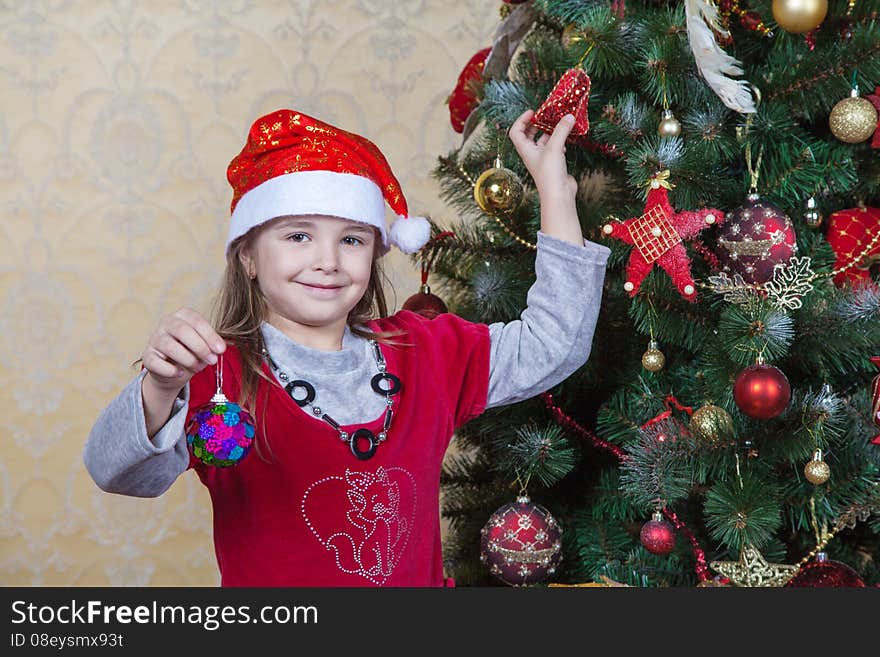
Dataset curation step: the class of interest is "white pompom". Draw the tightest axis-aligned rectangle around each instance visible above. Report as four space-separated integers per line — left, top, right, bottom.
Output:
389 214 431 254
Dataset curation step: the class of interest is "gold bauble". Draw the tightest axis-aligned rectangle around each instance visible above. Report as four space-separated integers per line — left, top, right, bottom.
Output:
641 340 665 372
771 0 828 34
690 404 735 443
657 109 682 138
829 95 878 144
473 158 524 216
804 449 831 485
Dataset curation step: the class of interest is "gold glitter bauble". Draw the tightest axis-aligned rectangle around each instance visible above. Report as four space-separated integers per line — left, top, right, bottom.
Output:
657 109 682 137
690 404 735 443
804 449 831 485
771 0 828 33
829 96 878 144
641 340 665 372
473 160 524 216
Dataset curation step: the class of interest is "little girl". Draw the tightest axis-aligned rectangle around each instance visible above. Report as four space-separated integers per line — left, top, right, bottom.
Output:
84 108 610 587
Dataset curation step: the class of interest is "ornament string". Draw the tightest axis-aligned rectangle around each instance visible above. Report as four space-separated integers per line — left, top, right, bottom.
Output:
577 42 594 69
541 392 710 582
513 468 533 498
419 231 456 285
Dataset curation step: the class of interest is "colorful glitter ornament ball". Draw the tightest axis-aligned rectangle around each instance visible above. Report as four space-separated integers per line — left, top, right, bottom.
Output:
480 496 562 586
186 392 255 468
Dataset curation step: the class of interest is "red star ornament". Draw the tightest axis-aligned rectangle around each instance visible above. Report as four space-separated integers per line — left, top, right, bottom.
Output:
867 87 880 149
602 176 724 301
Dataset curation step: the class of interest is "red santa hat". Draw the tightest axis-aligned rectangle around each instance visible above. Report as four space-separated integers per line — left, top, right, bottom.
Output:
226 109 431 255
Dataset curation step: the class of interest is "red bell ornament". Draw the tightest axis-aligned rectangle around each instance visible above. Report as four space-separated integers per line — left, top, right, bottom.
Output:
530 68 591 140
733 360 791 419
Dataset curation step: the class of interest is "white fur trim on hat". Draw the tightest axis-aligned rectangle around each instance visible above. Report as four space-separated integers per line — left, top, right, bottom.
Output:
227 170 389 252
389 214 431 254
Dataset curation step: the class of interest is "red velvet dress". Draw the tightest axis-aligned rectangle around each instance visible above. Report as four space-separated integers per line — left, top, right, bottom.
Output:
186 310 490 587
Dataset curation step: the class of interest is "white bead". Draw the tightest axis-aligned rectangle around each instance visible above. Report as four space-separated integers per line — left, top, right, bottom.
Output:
705 214 715 224
602 224 613 235
651 227 662 237
624 281 634 292
651 180 660 189
684 284 695 295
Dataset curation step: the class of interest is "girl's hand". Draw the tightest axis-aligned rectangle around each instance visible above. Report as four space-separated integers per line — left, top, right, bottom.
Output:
507 109 578 203
141 308 226 394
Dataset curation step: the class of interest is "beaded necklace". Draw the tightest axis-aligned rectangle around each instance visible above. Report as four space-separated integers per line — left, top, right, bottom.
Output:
262 340 401 460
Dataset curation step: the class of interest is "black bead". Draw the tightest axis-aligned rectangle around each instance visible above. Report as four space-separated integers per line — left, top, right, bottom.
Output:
285 380 315 407
371 372 402 396
349 428 378 460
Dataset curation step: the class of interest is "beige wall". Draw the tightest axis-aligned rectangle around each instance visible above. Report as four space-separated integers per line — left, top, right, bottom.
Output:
0 1 501 586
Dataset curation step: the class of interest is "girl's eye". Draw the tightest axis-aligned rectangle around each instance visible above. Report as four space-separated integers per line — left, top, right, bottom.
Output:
286 233 309 242
342 235 365 246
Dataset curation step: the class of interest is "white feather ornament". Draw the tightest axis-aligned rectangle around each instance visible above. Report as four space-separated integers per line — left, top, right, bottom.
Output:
685 0 756 114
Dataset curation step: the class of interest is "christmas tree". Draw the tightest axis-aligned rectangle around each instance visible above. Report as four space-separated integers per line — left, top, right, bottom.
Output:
422 0 880 586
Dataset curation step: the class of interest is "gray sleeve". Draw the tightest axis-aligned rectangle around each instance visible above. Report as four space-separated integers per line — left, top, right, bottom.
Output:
83 370 191 497
485 231 610 409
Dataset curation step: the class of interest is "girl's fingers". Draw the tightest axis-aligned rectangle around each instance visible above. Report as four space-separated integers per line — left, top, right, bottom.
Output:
155 333 204 373
537 133 550 147
174 308 225 353
547 114 575 150
144 349 182 378
169 317 216 366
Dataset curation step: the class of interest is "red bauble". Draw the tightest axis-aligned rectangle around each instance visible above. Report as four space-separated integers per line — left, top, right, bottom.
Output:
640 513 676 555
787 556 865 587
448 47 490 134
733 363 791 419
480 496 563 586
825 207 880 286
717 196 797 284
401 285 448 319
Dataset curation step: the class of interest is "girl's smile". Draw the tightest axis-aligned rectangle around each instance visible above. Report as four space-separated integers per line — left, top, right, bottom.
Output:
240 214 378 350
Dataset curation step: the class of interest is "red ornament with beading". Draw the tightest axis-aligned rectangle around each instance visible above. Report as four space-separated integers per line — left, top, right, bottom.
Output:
448 47 491 134
786 553 865 587
716 194 798 285
480 496 563 586
601 172 723 301
530 68 591 141
825 207 880 287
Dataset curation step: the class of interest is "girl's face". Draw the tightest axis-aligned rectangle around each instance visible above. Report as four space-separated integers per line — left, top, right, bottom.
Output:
241 215 378 344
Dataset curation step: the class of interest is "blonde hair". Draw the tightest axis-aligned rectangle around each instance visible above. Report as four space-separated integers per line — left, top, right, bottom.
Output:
209 226 405 462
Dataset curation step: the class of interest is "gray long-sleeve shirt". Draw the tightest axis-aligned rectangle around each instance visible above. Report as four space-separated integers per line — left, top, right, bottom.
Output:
84 231 610 497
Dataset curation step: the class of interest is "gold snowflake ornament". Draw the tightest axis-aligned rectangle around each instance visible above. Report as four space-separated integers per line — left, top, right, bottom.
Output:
709 545 799 587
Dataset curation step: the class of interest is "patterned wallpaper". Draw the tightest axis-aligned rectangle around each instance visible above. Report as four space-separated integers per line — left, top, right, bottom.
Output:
0 0 502 586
